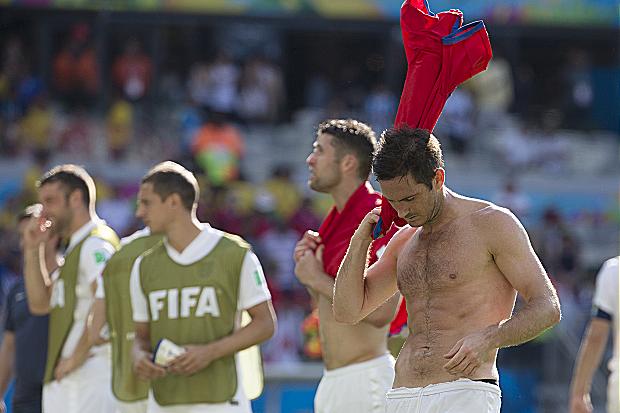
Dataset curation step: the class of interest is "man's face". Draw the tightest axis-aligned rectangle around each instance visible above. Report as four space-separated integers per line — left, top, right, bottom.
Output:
38 182 72 237
135 183 169 234
306 133 342 193
380 174 437 227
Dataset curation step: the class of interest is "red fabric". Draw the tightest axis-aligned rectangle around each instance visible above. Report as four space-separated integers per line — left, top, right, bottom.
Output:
375 0 493 238
319 182 394 278
390 299 409 335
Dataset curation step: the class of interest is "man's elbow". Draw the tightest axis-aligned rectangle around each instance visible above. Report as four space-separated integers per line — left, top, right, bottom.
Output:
547 297 562 328
332 305 361 325
262 315 277 342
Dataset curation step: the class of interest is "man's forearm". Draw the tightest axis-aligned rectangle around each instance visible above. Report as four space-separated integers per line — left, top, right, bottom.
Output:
361 293 400 328
68 321 95 367
0 334 15 398
569 319 610 397
487 295 561 349
333 237 373 324
308 272 335 301
206 312 275 360
23 246 51 314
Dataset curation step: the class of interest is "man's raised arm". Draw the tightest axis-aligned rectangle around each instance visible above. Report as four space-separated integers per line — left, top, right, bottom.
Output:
23 216 56 315
333 208 400 324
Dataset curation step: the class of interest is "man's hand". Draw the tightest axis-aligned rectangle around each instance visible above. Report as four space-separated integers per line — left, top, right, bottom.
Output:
294 245 324 289
54 354 89 381
133 349 166 381
167 345 216 376
23 215 52 250
352 207 381 243
294 231 322 262
569 394 593 413
443 329 494 377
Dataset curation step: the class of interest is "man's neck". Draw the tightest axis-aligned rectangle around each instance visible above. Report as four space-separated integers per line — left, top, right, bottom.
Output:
166 217 202 254
331 178 364 212
422 188 455 231
67 212 92 239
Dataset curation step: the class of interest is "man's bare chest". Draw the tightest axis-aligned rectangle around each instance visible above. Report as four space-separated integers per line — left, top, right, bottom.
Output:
396 223 486 296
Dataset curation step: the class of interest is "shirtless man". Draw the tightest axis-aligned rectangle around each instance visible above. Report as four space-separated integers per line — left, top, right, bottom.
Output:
333 126 561 412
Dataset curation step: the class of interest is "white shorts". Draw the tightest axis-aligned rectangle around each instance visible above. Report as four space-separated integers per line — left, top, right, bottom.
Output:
116 398 147 413
385 379 501 413
608 371 618 413
315 353 395 413
145 384 251 413
43 345 115 413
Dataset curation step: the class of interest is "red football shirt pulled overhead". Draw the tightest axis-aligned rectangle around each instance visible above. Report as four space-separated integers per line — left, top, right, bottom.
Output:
374 0 493 239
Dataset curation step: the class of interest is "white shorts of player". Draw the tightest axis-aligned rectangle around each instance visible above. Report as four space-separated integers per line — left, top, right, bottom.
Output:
145 382 251 413
315 353 396 413
385 378 501 413
43 344 114 413
115 398 148 413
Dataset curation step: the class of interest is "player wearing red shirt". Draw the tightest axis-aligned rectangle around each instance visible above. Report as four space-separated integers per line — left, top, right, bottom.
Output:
294 119 400 413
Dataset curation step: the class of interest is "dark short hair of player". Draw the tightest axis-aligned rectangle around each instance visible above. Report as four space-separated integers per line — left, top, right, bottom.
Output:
317 119 377 180
373 126 444 189
142 161 199 211
38 164 96 208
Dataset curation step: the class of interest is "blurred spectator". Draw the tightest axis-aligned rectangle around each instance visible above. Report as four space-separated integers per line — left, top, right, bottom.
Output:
264 165 302 221
305 74 330 109
112 38 152 101
0 36 26 99
106 97 134 160
492 179 531 220
52 23 99 106
364 83 397 135
204 52 240 116
562 49 594 130
435 88 475 155
465 54 513 131
257 218 299 292
208 187 247 236
58 107 93 156
97 185 135 235
187 62 211 108
19 91 54 157
262 289 306 364
534 207 581 282
176 97 203 158
191 113 245 186
288 197 322 236
237 56 284 124
535 109 569 174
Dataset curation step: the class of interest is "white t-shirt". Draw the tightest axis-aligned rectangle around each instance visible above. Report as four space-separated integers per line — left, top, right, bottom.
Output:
49 220 116 358
130 223 271 322
593 256 619 374
95 227 152 299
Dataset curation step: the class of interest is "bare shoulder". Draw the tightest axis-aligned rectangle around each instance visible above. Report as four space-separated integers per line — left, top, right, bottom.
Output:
384 225 417 257
468 201 529 250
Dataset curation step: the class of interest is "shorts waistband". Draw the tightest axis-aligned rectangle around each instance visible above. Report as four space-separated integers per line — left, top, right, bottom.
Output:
387 379 501 399
324 353 394 378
